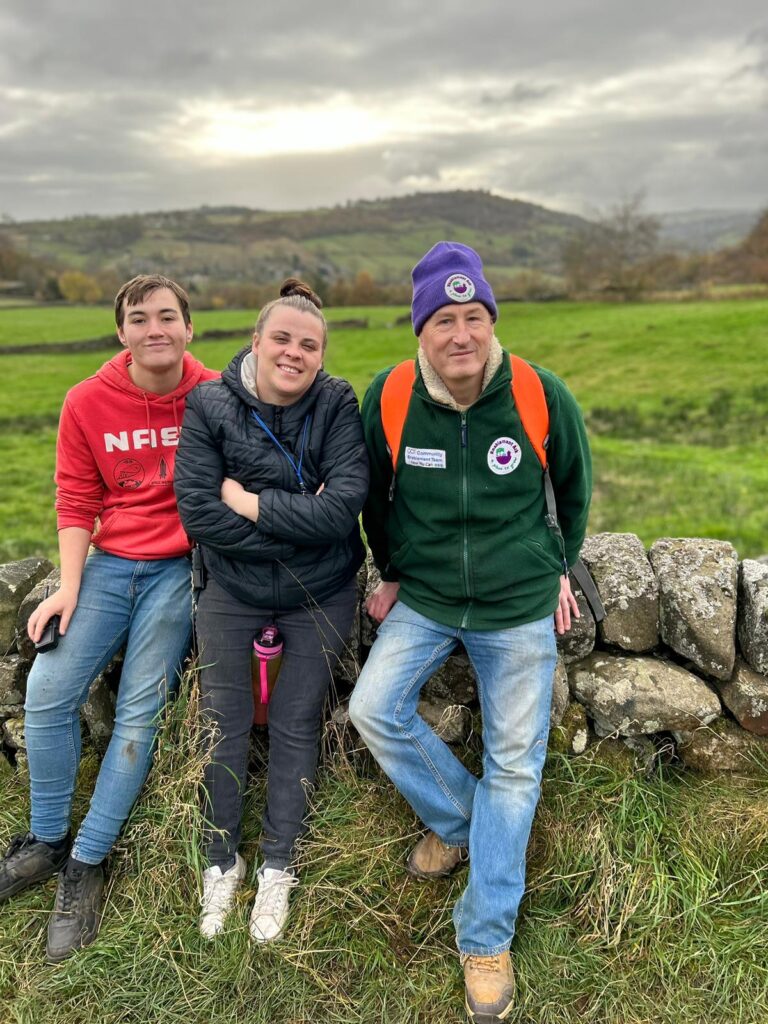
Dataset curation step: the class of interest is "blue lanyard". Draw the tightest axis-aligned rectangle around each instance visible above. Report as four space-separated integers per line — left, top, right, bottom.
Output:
250 409 312 493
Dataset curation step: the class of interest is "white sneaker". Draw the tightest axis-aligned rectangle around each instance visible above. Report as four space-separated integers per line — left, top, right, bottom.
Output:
248 866 299 943
199 853 246 938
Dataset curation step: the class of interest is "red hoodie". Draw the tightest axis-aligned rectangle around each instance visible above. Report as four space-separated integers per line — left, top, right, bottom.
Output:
55 349 219 559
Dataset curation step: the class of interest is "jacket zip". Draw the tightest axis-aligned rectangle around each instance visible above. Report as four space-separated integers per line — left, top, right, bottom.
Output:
271 556 279 612
459 412 471 628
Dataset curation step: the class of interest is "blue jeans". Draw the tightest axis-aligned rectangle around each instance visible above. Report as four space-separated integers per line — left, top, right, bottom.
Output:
24 551 193 865
349 602 556 955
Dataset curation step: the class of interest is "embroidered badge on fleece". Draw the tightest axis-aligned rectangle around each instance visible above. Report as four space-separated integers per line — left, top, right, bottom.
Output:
487 437 521 475
444 274 475 303
405 446 447 469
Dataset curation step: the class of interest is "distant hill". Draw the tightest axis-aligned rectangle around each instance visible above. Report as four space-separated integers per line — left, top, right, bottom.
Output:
0 191 592 291
710 210 768 283
658 209 760 252
1 192 760 299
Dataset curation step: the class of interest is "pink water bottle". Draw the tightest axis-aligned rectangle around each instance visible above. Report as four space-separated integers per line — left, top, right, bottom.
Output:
251 625 283 727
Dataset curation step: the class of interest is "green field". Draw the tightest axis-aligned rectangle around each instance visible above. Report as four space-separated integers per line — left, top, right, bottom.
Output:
1 299 766 562
1 301 767 1023
0 304 402 347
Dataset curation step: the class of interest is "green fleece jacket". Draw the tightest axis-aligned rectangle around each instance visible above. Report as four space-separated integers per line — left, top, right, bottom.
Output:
361 349 592 630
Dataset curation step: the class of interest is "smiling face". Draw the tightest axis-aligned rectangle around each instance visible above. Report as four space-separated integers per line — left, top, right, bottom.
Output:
252 306 325 405
117 286 192 391
418 301 494 403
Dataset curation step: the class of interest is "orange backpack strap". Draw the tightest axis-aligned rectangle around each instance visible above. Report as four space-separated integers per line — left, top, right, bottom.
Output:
510 354 549 468
380 359 416 471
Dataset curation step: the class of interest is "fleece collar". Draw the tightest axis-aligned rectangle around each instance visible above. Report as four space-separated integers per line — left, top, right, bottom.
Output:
240 350 259 398
417 336 504 411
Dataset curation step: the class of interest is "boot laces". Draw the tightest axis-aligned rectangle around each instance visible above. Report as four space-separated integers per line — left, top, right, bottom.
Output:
464 954 503 974
58 869 87 913
4 832 34 859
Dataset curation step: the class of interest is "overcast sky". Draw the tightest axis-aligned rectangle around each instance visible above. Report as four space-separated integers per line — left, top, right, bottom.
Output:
1 1 766 221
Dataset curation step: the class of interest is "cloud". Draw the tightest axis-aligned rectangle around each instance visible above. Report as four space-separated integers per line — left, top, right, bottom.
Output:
0 1 766 219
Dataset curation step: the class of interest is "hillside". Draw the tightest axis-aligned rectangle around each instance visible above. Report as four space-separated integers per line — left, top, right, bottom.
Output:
2 192 761 302
0 191 593 291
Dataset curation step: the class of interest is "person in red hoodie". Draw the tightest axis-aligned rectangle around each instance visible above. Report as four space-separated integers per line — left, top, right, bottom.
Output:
0 275 217 963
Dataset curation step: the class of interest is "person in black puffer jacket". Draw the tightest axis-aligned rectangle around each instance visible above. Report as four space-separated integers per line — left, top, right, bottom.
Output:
174 279 368 944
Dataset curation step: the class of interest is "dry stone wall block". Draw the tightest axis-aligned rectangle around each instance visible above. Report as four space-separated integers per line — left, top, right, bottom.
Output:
581 532 659 651
674 718 768 775
81 673 117 753
417 696 472 744
360 554 382 649
556 586 596 663
737 560 768 675
0 558 54 653
549 700 589 755
2 716 26 752
16 568 61 661
568 652 721 737
422 652 477 706
550 656 569 728
649 538 738 680
718 657 768 736
0 654 30 715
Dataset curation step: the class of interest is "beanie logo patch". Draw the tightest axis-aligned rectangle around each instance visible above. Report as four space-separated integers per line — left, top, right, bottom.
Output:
444 274 475 303
487 437 521 475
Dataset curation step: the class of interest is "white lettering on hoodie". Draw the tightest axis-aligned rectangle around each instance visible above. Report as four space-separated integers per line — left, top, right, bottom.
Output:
103 426 180 453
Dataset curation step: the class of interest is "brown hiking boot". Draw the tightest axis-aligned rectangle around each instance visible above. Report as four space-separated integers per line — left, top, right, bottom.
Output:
406 831 466 879
462 951 515 1023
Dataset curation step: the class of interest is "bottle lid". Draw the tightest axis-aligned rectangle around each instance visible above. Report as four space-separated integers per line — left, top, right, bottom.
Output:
254 624 281 649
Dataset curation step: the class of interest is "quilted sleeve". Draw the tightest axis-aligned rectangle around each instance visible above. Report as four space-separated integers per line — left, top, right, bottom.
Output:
174 385 297 564
255 381 369 546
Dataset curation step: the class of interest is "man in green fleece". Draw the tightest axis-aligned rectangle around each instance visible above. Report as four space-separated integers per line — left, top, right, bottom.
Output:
349 241 591 1024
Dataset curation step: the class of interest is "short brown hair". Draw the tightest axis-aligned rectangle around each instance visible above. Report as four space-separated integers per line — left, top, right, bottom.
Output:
114 275 191 328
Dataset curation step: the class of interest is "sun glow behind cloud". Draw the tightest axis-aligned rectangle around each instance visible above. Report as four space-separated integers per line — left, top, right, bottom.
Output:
173 40 765 168
179 100 398 159
3 10 765 220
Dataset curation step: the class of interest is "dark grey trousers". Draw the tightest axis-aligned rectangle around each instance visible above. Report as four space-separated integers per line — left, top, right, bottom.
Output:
195 575 357 870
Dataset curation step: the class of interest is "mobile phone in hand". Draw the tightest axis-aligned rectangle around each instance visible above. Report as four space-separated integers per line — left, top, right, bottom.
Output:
35 615 61 653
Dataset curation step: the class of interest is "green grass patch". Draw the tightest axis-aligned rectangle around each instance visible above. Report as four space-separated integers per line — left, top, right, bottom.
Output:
0 304 408 347
0 686 765 1023
0 306 256 347
1 299 767 562
590 438 768 556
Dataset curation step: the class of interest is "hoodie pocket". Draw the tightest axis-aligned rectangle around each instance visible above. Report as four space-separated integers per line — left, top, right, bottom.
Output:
93 511 188 558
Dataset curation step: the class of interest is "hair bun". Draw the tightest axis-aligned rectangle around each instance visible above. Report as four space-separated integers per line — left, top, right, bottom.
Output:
279 277 323 309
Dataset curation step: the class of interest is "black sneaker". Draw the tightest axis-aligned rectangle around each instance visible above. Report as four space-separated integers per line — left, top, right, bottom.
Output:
0 832 71 902
46 861 104 964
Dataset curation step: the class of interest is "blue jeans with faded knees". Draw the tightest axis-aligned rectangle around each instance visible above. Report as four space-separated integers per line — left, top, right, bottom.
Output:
349 602 556 956
24 550 192 865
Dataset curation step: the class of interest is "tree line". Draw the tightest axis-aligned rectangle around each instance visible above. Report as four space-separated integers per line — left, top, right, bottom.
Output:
2 198 767 308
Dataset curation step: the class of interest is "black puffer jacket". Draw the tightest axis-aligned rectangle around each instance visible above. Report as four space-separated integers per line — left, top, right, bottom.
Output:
175 347 369 610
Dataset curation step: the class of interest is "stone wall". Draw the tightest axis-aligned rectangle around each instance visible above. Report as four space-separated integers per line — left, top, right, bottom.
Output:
353 535 768 776
2 535 768 776
0 558 121 772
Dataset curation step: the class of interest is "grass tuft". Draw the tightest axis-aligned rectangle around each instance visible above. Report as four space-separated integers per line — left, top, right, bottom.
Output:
1 677 766 1023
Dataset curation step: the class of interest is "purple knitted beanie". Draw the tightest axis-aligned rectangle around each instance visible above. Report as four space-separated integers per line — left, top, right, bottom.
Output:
411 241 497 336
